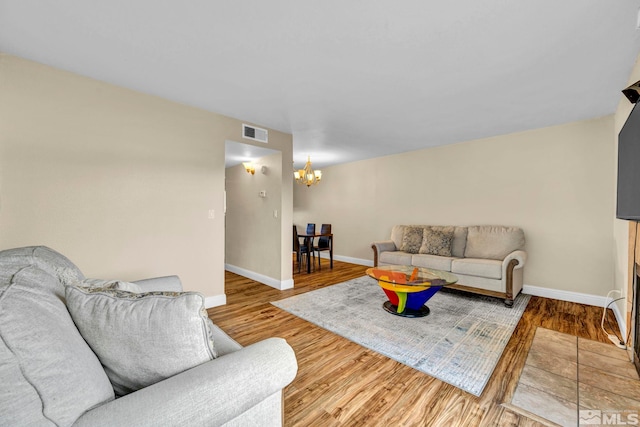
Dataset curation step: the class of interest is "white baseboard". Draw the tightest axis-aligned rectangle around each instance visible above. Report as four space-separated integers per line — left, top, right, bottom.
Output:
611 301 627 340
225 264 294 291
523 284 627 338
523 284 608 306
204 294 226 309
318 252 373 267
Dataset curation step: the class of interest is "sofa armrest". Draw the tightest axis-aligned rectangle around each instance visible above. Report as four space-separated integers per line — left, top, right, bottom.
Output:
501 250 527 307
371 240 397 267
502 250 526 271
132 275 183 292
73 338 298 427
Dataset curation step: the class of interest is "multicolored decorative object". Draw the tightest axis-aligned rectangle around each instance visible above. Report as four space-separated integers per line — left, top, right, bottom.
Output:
366 265 457 317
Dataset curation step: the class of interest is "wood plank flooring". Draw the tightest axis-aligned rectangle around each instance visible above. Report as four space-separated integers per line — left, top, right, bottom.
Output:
207 260 623 427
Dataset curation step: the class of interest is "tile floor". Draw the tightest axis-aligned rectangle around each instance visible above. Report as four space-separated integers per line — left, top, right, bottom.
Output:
509 327 640 426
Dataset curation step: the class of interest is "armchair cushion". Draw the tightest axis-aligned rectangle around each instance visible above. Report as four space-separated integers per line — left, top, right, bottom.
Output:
0 245 85 285
0 265 114 427
81 278 144 292
65 286 218 397
133 275 183 292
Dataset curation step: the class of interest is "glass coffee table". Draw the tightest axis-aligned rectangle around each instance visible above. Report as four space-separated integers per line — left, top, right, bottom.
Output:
365 265 458 318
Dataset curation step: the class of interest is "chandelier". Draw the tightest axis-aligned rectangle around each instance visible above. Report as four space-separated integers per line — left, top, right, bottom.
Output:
294 156 322 187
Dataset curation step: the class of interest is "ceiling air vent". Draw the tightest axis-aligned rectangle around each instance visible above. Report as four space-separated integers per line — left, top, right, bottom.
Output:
242 124 268 143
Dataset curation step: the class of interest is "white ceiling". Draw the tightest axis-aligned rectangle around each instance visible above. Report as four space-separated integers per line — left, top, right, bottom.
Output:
224 140 279 168
2 1 640 169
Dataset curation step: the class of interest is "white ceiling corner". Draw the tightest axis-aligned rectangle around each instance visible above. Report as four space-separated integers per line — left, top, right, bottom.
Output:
1 1 639 169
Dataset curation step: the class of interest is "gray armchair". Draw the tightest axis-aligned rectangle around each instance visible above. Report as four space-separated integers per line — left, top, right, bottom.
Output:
0 246 297 426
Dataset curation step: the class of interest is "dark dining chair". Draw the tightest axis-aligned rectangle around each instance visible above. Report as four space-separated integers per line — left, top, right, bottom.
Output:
305 223 316 256
293 225 312 273
306 223 316 236
314 224 332 270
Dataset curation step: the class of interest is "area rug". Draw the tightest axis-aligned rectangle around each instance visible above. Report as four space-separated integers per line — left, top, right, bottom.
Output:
272 276 530 396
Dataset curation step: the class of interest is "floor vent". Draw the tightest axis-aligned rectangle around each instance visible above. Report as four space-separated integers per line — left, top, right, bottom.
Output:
242 124 268 143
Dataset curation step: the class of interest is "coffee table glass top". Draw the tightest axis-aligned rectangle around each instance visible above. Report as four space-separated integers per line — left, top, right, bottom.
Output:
366 265 458 318
365 265 458 287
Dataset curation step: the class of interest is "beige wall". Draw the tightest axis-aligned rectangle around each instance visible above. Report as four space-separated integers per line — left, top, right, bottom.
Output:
0 53 293 303
225 152 286 282
294 116 615 296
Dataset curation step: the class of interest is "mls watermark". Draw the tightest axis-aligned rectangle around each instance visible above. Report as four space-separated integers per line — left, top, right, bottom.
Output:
580 410 639 425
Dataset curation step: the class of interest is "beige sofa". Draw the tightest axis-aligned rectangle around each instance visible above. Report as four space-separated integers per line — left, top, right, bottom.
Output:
371 225 526 306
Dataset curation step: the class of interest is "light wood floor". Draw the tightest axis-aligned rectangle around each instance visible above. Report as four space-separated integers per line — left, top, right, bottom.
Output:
208 260 623 426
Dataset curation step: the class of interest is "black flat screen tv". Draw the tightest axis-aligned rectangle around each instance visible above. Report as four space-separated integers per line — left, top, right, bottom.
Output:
617 102 640 220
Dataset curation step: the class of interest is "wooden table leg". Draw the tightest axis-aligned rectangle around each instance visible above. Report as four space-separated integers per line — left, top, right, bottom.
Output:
330 241 333 268
306 237 312 274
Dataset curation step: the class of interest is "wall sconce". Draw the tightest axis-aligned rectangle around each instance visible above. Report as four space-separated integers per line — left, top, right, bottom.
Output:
242 162 255 175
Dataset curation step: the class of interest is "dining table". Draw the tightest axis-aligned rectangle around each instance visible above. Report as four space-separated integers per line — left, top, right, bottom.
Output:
297 232 333 274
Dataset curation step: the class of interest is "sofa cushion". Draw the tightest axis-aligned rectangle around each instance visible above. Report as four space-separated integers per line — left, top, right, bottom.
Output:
400 226 424 254
451 226 468 258
0 265 114 426
451 258 502 279
65 286 218 397
390 225 406 250
419 228 453 256
411 254 456 271
464 226 525 260
452 273 504 293
379 251 413 265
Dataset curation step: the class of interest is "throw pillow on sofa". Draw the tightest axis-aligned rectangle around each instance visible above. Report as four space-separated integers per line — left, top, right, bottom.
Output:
419 228 454 257
65 286 218 397
400 226 423 254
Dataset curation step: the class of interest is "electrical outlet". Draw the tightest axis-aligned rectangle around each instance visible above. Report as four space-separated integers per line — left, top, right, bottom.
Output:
208 209 215 219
